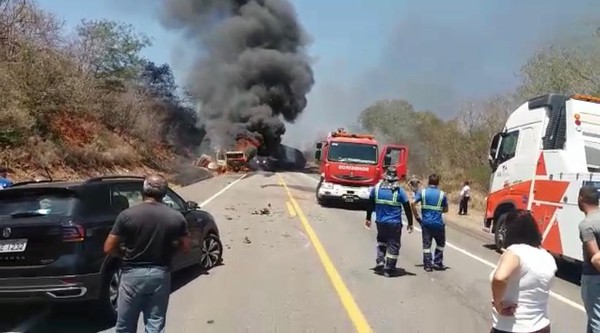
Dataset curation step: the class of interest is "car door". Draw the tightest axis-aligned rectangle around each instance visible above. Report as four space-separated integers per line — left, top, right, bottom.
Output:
78 184 115 269
162 189 202 269
380 144 409 179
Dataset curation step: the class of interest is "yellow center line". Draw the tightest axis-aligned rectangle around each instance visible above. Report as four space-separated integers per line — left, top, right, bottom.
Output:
277 174 373 333
286 201 297 217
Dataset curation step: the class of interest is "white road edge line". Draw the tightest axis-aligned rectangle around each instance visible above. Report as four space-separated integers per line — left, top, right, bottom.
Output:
296 172 586 312
7 173 248 333
199 173 247 207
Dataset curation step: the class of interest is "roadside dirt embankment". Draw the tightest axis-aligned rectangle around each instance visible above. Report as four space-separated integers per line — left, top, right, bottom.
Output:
7 163 215 188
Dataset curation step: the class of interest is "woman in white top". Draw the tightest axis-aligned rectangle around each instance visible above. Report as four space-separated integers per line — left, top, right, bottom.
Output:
490 210 557 333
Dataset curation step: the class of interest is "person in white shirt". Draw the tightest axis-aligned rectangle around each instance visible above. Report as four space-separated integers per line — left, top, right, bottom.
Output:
458 181 470 215
490 210 557 333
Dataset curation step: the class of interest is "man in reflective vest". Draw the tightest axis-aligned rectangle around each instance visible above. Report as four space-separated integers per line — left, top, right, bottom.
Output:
365 167 414 277
411 173 449 272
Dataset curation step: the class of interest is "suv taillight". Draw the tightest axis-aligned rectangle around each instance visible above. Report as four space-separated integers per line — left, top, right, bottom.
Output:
62 224 85 242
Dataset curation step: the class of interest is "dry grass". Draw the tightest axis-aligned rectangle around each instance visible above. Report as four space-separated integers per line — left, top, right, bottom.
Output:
403 175 487 211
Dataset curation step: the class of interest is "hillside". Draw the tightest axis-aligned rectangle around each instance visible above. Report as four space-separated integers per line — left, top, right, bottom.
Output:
0 0 207 184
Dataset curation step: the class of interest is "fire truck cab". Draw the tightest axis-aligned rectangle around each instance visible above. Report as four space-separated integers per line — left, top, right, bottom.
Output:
485 93 600 263
314 128 408 206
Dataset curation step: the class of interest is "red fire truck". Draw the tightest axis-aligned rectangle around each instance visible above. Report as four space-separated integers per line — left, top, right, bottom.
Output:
314 128 408 206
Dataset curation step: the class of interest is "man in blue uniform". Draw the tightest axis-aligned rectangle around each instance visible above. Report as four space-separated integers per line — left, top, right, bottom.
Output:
0 167 13 189
412 173 449 272
365 167 414 277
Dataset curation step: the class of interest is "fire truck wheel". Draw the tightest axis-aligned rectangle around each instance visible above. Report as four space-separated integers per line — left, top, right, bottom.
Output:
494 213 508 253
315 179 329 206
317 196 328 206
315 179 322 201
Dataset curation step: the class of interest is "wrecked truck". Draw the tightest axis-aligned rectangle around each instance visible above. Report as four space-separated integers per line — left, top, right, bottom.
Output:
224 140 259 172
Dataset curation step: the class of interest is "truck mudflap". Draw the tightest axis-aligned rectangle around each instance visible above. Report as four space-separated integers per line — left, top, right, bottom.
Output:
317 181 372 203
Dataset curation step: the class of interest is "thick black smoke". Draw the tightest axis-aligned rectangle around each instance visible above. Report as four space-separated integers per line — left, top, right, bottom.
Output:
159 0 315 154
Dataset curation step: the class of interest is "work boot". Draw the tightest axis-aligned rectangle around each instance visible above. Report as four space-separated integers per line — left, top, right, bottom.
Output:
433 264 447 271
373 262 384 272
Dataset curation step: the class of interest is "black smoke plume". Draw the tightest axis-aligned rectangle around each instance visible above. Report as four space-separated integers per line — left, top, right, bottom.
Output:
159 0 315 155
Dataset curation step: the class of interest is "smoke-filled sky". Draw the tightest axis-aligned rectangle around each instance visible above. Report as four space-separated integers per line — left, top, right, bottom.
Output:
285 0 600 147
156 0 315 154
38 0 600 149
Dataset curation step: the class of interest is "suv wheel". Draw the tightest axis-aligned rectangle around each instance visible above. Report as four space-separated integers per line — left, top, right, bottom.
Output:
94 268 121 323
200 233 223 270
108 270 121 312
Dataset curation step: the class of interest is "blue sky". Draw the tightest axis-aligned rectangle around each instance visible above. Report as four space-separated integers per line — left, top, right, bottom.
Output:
36 0 600 146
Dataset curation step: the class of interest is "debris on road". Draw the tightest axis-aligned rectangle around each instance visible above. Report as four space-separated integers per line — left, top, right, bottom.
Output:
251 203 272 215
243 236 251 244
252 207 271 215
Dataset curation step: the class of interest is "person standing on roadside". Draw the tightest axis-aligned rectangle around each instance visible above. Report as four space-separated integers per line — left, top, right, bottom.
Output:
365 167 414 277
458 180 471 215
103 174 191 333
408 174 422 197
578 185 600 333
490 210 556 333
411 173 449 272
0 167 13 189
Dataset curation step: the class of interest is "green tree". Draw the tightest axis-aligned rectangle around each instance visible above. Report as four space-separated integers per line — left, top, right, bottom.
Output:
518 45 600 98
73 19 151 88
358 99 434 174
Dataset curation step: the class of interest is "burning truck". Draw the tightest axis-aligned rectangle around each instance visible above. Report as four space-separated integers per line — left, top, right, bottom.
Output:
196 135 306 173
196 136 260 173
222 137 260 172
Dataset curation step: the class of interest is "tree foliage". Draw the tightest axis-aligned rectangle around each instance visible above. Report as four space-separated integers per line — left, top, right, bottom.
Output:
0 0 202 174
357 30 600 208
73 19 151 84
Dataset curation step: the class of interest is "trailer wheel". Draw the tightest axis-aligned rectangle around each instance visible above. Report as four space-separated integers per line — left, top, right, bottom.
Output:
494 213 508 253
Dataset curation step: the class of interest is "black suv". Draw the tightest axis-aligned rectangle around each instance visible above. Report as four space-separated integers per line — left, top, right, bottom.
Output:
0 175 222 321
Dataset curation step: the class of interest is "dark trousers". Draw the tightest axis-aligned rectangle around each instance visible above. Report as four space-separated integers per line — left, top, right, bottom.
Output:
422 225 445 268
459 196 470 215
376 222 402 270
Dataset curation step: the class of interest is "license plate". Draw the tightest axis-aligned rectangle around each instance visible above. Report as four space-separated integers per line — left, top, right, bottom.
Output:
0 239 28 253
343 196 356 203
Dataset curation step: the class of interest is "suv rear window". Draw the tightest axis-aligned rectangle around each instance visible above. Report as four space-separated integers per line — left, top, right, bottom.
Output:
0 190 78 217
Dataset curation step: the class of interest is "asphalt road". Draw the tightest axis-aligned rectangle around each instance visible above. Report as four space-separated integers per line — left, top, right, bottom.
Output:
0 171 588 332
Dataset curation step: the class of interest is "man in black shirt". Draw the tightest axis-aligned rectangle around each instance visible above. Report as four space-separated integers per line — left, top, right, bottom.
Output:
104 174 190 333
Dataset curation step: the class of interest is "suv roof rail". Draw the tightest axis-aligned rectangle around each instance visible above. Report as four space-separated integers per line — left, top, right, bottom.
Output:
11 179 64 187
85 175 146 183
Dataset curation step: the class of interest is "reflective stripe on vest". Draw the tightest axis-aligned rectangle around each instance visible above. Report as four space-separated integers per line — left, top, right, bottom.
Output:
421 188 444 211
374 183 401 207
